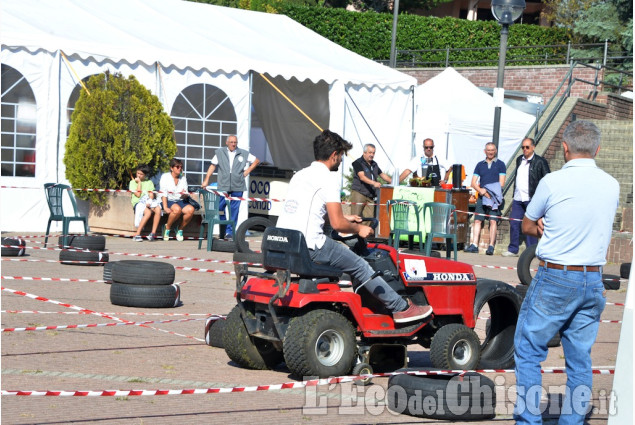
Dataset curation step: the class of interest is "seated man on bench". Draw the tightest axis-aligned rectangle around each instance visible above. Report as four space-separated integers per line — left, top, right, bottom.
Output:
278 130 432 323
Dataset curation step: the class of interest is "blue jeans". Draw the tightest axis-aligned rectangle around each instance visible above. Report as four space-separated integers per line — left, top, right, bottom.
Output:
514 266 606 424
218 191 242 236
508 200 537 254
309 237 407 313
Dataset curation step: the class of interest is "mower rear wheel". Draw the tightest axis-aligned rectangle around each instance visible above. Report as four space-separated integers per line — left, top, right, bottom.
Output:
430 323 480 370
223 306 283 370
283 309 356 378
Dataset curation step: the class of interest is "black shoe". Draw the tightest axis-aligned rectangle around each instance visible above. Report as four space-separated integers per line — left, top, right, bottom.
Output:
486 245 494 255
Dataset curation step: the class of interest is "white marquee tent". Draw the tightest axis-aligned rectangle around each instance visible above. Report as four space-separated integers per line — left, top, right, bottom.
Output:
0 0 417 231
413 68 535 185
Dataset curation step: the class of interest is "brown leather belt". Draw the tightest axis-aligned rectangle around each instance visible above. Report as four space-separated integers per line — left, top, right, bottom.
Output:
539 261 600 272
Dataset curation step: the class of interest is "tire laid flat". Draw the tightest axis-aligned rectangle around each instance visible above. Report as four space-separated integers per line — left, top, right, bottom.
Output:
1 237 26 257
60 249 109 266
109 282 180 308
387 371 496 420
58 235 106 250
111 260 175 285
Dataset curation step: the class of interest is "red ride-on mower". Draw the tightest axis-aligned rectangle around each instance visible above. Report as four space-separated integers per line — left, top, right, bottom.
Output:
224 222 522 380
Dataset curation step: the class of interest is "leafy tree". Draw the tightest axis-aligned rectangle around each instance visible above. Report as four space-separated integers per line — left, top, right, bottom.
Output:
541 0 596 39
64 72 176 205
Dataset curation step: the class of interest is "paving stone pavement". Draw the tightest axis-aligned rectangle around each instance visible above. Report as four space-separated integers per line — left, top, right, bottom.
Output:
1 232 627 424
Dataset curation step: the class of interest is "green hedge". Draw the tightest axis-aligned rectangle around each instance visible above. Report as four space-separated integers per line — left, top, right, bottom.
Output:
278 5 569 65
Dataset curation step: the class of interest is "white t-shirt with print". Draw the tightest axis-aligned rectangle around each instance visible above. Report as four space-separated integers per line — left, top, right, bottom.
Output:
278 161 341 250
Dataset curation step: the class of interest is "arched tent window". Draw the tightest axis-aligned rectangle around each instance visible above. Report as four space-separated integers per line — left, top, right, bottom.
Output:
1 64 37 177
66 76 94 135
170 84 237 185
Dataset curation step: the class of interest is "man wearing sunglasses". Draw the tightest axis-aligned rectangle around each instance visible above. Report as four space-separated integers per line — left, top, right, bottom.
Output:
399 138 450 185
501 138 550 257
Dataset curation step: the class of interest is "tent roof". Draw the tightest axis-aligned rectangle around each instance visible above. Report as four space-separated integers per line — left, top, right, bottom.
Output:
1 0 415 89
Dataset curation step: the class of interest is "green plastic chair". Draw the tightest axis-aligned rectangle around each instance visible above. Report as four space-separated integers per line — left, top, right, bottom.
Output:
44 183 88 248
386 199 423 251
423 202 458 261
198 188 235 251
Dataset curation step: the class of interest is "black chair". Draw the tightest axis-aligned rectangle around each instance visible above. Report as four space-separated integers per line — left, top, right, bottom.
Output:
262 227 342 279
44 183 88 248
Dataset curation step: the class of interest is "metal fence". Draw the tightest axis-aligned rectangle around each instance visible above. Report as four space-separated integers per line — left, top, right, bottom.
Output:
380 41 633 69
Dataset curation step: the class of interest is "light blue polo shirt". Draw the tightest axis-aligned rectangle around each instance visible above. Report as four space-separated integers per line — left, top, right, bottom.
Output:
525 158 619 266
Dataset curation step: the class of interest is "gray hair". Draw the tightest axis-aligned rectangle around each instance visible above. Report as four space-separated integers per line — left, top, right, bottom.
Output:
523 137 536 146
485 142 497 150
563 120 600 157
363 143 376 152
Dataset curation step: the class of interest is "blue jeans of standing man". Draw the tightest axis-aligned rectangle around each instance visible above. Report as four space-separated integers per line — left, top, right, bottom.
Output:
219 191 242 237
309 237 408 313
514 266 605 424
508 200 538 254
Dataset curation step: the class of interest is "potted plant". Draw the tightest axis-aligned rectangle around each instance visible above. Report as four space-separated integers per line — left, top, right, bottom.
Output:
64 71 176 233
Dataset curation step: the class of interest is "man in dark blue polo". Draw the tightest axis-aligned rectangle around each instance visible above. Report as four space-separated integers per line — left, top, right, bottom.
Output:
514 120 619 424
464 142 506 255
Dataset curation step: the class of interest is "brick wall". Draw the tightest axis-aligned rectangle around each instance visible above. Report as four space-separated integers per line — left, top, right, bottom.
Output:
403 65 603 101
606 93 634 120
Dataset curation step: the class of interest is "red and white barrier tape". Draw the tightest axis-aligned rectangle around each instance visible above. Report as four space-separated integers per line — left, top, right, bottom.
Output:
1 244 262 267
2 276 105 284
0 287 130 324
1 317 209 333
2 310 218 316
1 367 615 397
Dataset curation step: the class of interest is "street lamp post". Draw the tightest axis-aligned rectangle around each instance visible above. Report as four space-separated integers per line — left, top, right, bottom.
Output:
491 0 526 149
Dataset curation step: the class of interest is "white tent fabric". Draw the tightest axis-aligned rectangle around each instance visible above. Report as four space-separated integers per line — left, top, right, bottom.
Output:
0 0 416 232
412 68 535 186
0 0 414 88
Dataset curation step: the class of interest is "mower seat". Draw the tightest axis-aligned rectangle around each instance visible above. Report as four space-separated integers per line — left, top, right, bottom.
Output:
262 227 343 279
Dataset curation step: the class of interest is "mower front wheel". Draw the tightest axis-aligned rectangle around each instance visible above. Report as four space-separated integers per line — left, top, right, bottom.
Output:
430 323 480 370
283 309 356 378
223 306 283 370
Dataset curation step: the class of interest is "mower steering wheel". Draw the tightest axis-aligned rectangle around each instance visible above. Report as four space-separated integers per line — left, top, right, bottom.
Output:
330 218 378 256
330 217 378 242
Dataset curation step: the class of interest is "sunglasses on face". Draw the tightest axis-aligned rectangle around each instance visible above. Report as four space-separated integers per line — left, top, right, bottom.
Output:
173 165 183 169
522 146 532 150
424 146 434 150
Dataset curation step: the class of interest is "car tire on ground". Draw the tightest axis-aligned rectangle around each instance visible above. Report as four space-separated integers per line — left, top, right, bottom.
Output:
109 282 180 308
283 309 356 378
514 284 561 347
430 323 480 370
602 274 621 291
111 260 175 285
1 237 26 257
620 262 631 279
205 316 226 348
235 216 272 254
473 279 522 369
58 235 106 251
211 238 236 253
223 305 283 370
387 371 496 420
103 261 117 284
60 249 109 266
517 244 537 286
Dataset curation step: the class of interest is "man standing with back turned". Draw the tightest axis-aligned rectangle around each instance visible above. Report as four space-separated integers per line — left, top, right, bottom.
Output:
502 137 550 257
279 130 432 323
514 120 619 424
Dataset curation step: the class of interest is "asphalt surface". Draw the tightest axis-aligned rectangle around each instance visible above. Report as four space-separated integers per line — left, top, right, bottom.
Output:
1 231 627 424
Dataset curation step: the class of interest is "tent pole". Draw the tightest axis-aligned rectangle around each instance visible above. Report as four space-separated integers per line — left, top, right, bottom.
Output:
56 50 62 182
410 85 416 159
248 72 253 149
